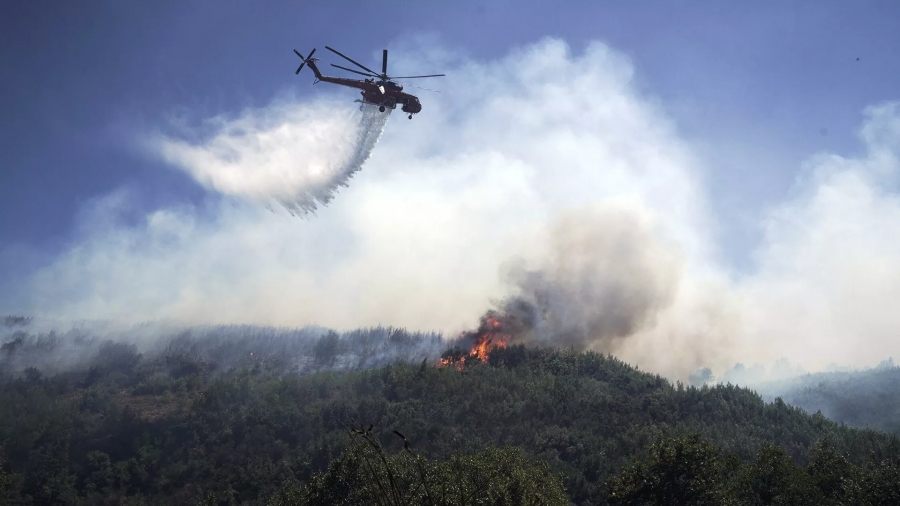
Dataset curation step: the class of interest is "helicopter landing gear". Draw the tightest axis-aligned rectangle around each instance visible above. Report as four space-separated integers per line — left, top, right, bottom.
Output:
379 105 386 112
408 114 413 119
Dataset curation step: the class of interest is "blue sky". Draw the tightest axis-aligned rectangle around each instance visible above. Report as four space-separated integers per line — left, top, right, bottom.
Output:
2 1 900 377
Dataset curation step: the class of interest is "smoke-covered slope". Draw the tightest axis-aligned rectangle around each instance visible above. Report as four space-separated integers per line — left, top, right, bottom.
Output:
753 360 900 435
0 316 443 376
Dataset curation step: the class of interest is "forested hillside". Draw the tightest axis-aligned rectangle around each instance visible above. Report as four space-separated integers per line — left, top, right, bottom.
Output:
1 321 899 505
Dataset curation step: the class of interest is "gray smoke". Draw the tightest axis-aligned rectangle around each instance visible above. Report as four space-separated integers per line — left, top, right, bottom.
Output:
495 203 683 353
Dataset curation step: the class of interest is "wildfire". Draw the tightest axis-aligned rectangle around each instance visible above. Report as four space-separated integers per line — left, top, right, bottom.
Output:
470 316 508 360
439 312 512 369
438 355 465 370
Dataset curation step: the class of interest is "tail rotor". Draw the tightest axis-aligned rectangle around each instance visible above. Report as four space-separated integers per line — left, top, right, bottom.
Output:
294 48 317 74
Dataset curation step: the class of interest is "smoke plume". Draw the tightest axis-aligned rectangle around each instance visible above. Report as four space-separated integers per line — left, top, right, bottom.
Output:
496 202 682 352
153 100 391 215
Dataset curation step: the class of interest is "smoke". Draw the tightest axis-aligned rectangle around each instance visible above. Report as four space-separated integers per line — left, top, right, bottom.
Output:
153 100 392 216
458 198 738 379
496 201 683 352
4 38 900 381
730 103 900 374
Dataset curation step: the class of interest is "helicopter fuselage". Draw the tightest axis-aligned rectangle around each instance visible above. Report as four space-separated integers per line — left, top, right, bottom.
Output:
306 60 422 114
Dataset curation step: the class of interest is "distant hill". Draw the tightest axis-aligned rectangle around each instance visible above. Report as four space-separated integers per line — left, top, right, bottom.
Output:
1 323 898 504
753 360 900 435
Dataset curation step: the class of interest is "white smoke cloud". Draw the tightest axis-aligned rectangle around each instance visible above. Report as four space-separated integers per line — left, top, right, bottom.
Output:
733 103 900 373
6 38 900 380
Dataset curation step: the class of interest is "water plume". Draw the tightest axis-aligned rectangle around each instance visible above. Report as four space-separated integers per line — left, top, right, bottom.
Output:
156 101 392 216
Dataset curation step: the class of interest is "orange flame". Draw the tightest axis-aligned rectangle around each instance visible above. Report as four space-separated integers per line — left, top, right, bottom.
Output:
438 356 464 370
439 313 511 369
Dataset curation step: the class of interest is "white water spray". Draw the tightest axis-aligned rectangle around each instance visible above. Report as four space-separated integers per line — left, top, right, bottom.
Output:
277 103 393 215
157 101 393 216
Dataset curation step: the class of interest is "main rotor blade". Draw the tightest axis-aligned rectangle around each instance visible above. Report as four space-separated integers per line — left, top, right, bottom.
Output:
402 82 441 93
382 49 388 76
331 63 379 78
389 74 447 79
325 46 379 76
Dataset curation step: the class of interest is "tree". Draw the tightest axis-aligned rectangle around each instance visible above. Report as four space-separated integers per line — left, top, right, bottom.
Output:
607 433 735 506
806 435 857 504
734 443 818 505
856 458 900 506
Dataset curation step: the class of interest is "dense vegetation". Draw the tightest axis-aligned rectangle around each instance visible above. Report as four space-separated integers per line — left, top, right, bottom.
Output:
268 429 572 506
607 432 900 505
1 320 899 504
264 429 900 505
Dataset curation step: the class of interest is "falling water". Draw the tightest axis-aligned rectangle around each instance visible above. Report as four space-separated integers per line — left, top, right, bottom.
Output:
278 104 392 216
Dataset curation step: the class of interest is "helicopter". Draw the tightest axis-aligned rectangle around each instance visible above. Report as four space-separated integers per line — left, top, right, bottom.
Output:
293 46 445 119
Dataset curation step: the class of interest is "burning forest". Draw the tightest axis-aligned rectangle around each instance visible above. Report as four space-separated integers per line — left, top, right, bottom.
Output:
439 309 525 369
